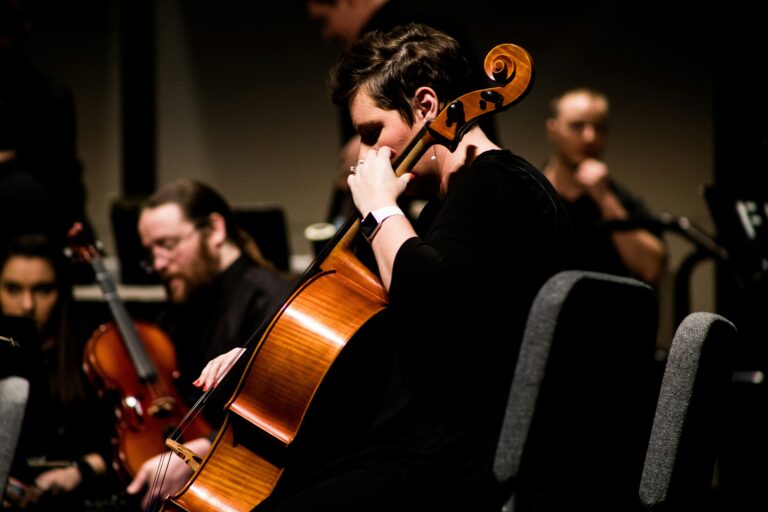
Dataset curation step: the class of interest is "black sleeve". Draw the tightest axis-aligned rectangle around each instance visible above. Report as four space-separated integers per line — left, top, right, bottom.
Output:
610 181 665 238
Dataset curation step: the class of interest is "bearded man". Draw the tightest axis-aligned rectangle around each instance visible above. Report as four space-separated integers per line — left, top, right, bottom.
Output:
136 178 293 423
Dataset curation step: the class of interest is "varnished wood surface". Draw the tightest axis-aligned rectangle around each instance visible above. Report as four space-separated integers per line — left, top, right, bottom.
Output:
84 320 211 478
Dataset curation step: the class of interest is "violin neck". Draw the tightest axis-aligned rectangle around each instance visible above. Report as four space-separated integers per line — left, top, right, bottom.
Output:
90 256 158 382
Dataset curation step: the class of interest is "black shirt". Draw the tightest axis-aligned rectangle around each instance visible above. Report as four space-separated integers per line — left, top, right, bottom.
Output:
561 180 662 279
259 150 573 511
0 158 61 248
1 50 90 235
159 255 294 426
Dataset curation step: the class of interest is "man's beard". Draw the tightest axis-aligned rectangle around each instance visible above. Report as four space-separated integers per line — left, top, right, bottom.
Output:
164 236 220 304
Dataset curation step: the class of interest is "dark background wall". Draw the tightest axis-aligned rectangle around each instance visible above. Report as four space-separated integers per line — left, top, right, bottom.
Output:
17 1 740 344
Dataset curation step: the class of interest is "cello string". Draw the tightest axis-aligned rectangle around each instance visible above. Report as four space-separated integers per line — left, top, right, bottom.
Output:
67 224 211 508
146 447 175 512
145 256 318 508
144 352 244 509
166 346 247 439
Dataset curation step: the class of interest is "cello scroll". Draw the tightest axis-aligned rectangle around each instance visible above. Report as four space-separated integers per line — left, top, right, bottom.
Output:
426 43 534 150
392 43 534 178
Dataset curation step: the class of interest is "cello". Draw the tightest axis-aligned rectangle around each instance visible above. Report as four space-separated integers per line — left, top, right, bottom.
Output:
158 42 534 511
66 223 211 479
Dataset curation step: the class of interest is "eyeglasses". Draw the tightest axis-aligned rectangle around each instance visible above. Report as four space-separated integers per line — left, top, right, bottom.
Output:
140 224 203 273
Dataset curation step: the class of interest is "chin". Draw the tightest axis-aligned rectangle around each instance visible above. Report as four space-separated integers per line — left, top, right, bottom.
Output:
166 281 188 304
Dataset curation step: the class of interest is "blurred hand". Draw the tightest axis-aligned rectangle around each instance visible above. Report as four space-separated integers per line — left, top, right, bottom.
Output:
35 465 81 495
4 477 45 509
126 436 211 511
193 347 246 392
574 157 609 194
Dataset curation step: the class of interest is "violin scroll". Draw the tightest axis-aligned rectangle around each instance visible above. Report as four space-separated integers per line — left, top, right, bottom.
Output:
65 222 105 265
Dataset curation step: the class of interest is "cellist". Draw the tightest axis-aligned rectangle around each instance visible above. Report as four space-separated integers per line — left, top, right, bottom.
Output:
195 23 573 511
126 179 295 509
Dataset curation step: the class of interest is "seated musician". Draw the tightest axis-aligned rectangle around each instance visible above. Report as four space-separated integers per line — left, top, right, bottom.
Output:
194 23 573 511
1 233 120 510
542 86 667 286
126 179 295 509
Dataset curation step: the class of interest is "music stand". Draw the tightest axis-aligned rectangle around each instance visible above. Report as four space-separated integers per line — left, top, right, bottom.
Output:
232 203 291 273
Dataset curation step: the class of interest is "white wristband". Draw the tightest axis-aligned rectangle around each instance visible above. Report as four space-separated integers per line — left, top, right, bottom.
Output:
361 206 405 242
369 206 404 222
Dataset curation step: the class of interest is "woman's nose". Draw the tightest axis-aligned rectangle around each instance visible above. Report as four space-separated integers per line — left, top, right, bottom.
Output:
21 291 34 314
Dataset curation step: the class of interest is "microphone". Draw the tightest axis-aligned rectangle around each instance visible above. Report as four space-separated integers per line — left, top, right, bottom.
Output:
603 214 728 261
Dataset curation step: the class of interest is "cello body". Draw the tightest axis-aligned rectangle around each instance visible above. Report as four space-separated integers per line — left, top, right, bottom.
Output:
161 42 534 511
163 236 387 511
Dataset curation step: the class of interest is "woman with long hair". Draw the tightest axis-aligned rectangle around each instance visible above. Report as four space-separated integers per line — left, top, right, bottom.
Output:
1 233 120 510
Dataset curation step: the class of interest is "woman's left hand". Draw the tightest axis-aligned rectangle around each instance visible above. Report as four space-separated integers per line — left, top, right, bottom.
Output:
348 147 412 217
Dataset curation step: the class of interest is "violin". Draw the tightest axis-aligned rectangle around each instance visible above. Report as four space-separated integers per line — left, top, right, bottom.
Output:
66 223 211 479
158 42 534 511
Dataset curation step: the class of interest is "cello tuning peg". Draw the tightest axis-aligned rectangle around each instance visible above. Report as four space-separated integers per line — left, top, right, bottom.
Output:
480 90 504 109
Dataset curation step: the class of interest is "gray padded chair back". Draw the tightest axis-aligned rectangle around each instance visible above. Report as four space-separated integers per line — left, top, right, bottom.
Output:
639 312 736 510
0 376 30 500
494 270 659 512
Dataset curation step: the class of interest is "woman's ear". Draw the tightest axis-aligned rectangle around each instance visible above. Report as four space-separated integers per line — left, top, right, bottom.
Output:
413 87 439 122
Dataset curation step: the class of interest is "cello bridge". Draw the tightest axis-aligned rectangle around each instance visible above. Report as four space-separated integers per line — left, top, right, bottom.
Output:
148 397 175 417
166 439 202 472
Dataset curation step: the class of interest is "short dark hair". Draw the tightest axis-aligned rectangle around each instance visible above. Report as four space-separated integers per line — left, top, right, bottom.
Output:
328 22 473 126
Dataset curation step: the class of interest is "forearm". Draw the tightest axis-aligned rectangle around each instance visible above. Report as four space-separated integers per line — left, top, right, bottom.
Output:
369 215 415 291
611 230 667 285
593 186 667 285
